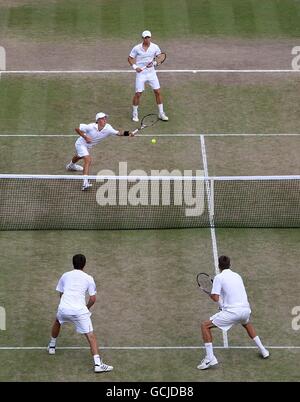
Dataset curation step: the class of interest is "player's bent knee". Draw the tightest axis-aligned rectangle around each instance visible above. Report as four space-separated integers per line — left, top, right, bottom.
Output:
84 156 91 164
201 320 213 329
201 320 208 328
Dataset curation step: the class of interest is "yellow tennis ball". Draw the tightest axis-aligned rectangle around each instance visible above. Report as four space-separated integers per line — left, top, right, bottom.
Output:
151 138 157 144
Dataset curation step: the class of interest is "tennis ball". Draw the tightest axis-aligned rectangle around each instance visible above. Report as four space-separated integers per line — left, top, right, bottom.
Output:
151 138 157 144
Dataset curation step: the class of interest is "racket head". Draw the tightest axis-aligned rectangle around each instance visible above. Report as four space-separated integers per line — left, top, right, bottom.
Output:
155 52 166 66
140 113 159 129
197 272 213 295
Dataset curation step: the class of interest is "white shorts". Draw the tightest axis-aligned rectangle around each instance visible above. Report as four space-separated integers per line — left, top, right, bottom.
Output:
210 308 251 332
57 310 93 334
135 70 160 93
75 139 90 157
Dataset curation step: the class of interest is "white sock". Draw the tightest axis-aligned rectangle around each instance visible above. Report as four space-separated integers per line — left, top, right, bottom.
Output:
49 337 56 347
93 354 101 366
253 336 265 351
204 342 214 359
133 105 138 113
158 104 164 114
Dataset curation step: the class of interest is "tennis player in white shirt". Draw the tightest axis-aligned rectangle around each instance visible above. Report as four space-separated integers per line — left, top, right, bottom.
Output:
66 112 133 190
198 255 269 370
128 30 168 122
47 254 113 373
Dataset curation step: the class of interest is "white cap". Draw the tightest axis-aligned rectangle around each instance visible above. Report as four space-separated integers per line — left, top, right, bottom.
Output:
95 112 108 121
142 30 151 38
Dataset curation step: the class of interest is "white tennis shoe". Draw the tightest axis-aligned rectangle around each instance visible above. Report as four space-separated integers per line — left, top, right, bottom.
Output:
261 348 270 358
66 163 83 172
94 363 113 373
159 113 169 121
132 113 139 122
197 356 218 370
47 345 56 355
82 182 93 191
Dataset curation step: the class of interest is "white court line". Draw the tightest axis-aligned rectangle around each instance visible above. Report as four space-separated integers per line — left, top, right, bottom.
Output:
1 69 300 74
0 345 299 350
200 134 228 348
0 133 300 138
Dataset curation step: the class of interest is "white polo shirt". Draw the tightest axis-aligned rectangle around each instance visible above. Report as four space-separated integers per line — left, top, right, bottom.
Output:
56 269 97 315
77 123 119 149
129 42 161 71
211 269 250 310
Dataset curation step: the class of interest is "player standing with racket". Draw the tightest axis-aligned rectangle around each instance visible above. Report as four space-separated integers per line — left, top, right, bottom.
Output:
128 30 169 123
198 255 269 370
66 112 133 190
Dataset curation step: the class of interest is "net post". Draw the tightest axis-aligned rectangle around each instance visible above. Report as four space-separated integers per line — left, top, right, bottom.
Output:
209 178 215 227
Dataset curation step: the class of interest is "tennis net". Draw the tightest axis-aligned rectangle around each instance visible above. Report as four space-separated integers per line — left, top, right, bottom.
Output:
0 174 299 230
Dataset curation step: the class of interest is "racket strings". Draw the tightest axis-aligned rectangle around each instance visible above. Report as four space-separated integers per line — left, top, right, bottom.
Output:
197 274 212 293
155 53 166 65
141 114 159 127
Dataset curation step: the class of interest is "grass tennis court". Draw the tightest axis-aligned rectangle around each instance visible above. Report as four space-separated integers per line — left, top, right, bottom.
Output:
1 0 300 40
1 75 300 134
0 229 299 381
1 0 300 382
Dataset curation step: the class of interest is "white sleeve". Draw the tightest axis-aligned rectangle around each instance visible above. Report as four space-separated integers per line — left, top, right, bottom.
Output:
88 276 97 296
106 124 119 136
56 275 65 293
211 275 222 295
129 46 138 58
79 123 89 132
155 44 162 56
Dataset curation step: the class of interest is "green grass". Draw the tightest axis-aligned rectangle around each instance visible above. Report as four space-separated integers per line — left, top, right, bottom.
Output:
1 0 300 40
0 136 202 176
1 349 300 382
0 349 299 382
205 136 300 176
1 135 299 176
0 229 299 381
1 75 300 135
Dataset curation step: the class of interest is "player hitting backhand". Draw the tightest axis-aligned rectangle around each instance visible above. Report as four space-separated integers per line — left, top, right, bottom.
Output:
198 255 269 370
128 30 168 123
66 112 133 190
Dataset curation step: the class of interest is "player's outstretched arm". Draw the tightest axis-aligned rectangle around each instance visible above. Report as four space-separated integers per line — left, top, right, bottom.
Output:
117 130 135 137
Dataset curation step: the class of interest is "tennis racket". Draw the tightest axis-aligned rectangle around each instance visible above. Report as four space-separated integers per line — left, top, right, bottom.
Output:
153 52 166 66
196 272 213 295
141 52 167 71
132 113 159 135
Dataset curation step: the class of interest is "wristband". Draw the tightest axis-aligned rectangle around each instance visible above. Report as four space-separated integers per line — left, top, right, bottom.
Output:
132 64 137 70
124 131 130 136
